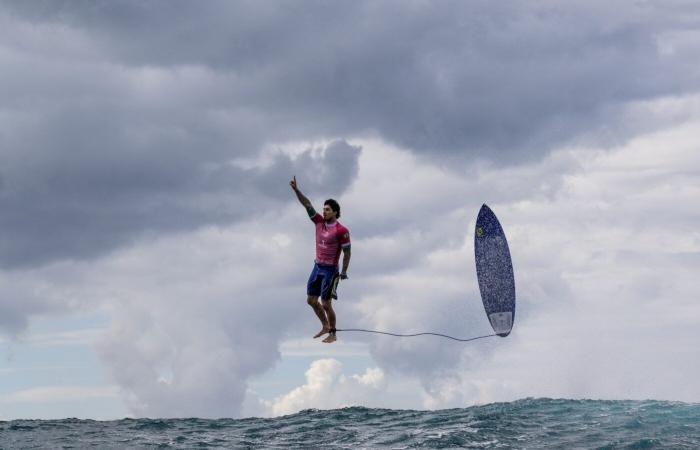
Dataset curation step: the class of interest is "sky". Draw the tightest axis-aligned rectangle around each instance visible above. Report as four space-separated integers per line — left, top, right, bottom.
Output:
1 0 699 420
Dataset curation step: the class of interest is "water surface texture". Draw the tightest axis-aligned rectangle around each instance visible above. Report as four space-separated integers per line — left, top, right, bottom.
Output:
2 398 699 449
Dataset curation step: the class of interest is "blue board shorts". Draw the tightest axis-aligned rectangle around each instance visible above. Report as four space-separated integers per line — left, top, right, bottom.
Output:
307 262 340 300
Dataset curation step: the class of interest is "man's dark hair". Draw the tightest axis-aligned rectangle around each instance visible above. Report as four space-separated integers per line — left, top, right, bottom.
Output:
324 199 341 218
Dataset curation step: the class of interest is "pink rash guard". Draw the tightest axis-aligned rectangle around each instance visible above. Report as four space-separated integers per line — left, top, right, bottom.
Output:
311 213 351 266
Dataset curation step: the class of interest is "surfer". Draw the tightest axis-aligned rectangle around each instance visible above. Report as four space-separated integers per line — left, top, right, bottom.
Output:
290 176 351 344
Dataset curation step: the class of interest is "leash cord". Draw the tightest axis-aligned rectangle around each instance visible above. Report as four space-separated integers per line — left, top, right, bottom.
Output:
334 328 497 342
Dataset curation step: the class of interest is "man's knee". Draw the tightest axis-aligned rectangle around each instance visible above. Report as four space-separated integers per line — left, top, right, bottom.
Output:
321 298 333 310
307 295 319 306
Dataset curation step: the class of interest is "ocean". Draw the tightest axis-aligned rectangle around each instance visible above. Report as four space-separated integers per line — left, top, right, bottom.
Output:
1 398 698 449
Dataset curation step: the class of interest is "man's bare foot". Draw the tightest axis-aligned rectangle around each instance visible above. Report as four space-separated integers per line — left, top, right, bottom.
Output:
322 334 337 344
313 327 329 339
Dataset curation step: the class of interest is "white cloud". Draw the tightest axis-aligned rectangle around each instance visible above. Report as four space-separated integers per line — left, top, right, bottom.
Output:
91 221 311 418
268 359 387 416
326 99 700 407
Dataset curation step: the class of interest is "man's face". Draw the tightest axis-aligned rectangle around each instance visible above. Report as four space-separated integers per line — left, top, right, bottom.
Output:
323 204 337 221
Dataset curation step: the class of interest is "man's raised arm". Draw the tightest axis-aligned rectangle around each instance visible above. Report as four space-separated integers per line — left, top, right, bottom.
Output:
290 176 316 218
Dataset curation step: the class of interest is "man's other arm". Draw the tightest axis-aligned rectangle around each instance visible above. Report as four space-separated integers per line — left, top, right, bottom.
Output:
341 246 351 278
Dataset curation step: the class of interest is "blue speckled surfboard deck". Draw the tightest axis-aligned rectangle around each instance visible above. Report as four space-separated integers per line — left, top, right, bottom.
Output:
474 204 516 337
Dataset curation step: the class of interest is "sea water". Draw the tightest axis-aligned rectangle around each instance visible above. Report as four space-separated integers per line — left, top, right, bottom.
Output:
2 398 699 449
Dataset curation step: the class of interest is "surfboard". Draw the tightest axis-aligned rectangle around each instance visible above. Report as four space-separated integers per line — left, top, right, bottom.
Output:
474 204 516 337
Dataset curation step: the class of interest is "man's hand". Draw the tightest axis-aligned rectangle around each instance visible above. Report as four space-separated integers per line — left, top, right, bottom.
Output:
290 175 298 192
340 272 348 280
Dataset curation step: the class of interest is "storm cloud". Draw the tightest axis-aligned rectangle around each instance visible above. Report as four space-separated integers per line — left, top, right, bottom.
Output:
4 1 700 155
2 1 700 269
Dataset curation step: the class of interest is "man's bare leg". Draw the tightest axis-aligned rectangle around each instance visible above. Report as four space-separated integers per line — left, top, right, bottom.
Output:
321 298 337 343
308 295 329 338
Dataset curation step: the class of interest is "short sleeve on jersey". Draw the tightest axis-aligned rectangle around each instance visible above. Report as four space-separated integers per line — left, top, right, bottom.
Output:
311 212 323 224
339 226 351 247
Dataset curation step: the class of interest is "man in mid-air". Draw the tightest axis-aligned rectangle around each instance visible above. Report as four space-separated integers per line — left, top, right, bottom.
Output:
290 176 351 344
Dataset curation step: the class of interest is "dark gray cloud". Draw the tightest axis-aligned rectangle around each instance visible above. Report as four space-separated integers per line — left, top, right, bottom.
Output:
0 135 359 268
2 1 699 270
4 0 700 159
0 0 375 268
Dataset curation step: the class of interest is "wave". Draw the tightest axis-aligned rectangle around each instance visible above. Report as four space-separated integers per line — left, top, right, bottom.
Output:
2 398 699 449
